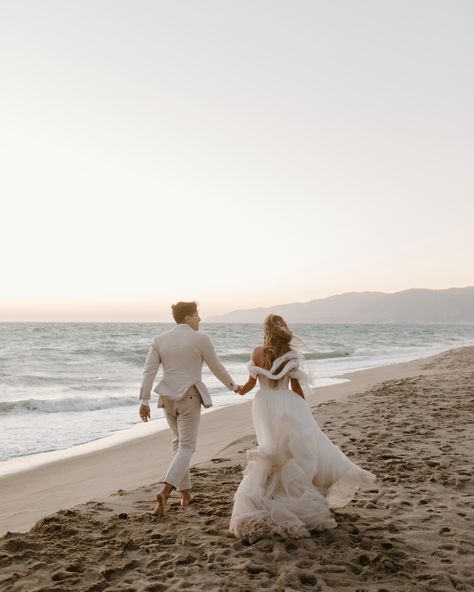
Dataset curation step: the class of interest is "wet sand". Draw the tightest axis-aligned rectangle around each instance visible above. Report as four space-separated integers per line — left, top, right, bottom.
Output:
1 347 473 591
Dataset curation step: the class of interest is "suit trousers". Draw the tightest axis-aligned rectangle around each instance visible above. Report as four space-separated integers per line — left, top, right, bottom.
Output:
162 386 202 491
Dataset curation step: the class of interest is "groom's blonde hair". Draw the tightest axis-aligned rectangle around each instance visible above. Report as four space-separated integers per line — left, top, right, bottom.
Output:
172 301 198 324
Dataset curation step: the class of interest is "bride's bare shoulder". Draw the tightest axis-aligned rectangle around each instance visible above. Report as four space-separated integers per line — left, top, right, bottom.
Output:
252 346 265 367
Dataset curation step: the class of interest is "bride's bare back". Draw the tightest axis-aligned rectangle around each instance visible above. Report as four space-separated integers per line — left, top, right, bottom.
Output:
237 346 304 398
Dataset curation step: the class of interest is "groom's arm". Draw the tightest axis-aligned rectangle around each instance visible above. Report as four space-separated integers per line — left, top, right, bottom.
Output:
139 338 161 404
199 334 237 391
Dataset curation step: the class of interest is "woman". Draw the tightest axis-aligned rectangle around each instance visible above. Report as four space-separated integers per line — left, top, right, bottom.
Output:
229 314 376 540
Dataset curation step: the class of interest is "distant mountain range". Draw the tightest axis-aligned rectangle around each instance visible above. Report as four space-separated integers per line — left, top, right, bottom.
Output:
206 288 474 324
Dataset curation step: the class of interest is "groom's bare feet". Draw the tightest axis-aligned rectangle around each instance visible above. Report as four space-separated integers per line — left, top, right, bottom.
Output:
151 492 166 517
180 490 193 506
150 483 173 516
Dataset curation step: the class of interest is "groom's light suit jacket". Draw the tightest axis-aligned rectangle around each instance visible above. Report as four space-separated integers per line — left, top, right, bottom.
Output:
139 324 235 408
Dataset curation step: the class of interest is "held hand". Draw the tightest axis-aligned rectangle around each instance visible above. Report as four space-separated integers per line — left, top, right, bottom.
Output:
235 385 244 395
139 404 151 422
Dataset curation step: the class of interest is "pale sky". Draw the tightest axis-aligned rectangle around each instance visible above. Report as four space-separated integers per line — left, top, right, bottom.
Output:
1 1 473 321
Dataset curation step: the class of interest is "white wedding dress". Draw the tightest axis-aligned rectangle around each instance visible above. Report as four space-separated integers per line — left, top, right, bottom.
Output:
229 351 376 539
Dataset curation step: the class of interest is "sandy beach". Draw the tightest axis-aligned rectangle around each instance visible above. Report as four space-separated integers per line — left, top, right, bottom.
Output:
1 346 473 591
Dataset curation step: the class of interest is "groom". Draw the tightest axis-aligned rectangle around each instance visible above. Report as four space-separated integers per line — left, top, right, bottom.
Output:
139 301 238 516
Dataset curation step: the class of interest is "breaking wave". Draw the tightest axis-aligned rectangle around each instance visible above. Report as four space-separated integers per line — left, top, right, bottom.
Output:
0 396 138 415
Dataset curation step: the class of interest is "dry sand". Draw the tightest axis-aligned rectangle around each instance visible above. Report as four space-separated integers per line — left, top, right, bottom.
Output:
1 347 473 591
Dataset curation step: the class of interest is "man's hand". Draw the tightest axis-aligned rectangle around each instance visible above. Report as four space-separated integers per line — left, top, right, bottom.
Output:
234 385 243 395
139 403 151 422
233 385 240 393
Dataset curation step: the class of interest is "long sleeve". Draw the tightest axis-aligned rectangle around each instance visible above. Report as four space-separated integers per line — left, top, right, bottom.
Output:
199 334 235 390
139 339 161 401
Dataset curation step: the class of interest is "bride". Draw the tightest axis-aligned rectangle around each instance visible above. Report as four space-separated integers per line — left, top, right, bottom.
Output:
229 314 376 540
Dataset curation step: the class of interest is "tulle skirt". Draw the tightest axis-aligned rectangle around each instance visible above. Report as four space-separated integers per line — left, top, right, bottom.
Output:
229 388 376 539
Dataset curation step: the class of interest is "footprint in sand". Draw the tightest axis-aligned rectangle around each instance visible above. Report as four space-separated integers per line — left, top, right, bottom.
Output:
298 572 318 586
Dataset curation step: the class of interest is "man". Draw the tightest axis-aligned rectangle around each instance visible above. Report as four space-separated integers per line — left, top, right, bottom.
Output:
139 301 238 516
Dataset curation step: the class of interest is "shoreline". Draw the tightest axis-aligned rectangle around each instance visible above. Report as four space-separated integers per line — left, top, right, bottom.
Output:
2 321 473 472
0 347 458 536
0 400 253 479
0 342 459 476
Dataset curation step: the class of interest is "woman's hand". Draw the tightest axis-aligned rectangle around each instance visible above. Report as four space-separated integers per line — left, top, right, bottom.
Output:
237 377 257 396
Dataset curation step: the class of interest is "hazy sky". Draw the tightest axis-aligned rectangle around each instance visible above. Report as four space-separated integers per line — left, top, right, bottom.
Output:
1 1 473 321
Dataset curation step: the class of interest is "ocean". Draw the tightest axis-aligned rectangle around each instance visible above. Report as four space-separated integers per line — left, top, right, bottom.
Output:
1 322 474 466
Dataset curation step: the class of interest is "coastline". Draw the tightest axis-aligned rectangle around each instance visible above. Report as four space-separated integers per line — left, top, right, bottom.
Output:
0 348 456 536
3 322 474 467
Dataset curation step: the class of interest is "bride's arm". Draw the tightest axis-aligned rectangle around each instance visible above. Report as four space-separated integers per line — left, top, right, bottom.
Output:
237 346 262 396
290 378 305 399
238 375 257 396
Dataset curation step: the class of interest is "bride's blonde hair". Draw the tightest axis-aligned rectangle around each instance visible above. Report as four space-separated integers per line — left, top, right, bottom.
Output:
262 314 294 387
